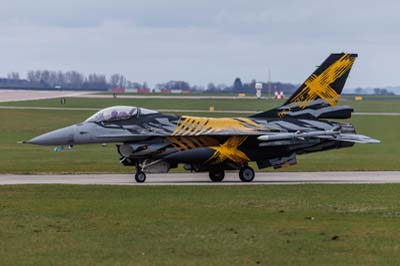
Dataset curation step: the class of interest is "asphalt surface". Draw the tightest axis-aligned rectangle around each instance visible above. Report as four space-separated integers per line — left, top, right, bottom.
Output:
0 89 91 103
0 172 399 186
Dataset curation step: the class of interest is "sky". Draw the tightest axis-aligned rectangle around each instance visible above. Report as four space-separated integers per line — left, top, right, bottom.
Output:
0 0 399 88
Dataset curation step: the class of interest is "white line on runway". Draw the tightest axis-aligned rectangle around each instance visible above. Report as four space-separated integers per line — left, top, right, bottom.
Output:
0 106 399 116
1 172 400 186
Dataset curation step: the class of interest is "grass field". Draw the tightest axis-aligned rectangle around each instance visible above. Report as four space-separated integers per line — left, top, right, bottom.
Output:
0 95 399 173
1 184 400 266
1 95 399 266
2 95 400 113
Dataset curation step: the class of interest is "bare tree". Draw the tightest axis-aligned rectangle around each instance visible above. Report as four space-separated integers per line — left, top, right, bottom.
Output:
7 72 20 80
56 71 65 86
65 71 84 88
48 71 58 87
27 71 35 82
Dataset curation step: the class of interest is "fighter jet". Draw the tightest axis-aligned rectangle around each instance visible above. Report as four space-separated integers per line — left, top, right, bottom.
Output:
27 53 379 183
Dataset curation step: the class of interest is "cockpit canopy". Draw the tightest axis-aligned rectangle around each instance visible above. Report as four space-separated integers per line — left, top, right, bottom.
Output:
85 106 158 123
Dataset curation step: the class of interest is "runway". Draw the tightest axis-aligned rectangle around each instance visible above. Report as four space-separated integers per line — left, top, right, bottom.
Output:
1 172 400 186
0 89 91 103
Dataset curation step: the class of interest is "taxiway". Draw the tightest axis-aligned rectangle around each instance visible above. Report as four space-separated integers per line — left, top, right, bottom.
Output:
0 172 399 186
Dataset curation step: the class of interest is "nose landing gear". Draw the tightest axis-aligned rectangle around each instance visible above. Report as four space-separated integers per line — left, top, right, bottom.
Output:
135 171 146 183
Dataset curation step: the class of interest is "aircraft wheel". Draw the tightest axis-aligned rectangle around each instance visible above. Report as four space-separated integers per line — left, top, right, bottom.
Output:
239 166 255 182
209 170 225 182
135 171 146 183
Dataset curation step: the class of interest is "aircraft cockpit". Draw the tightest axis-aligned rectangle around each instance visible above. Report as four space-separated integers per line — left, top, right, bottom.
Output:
85 106 158 123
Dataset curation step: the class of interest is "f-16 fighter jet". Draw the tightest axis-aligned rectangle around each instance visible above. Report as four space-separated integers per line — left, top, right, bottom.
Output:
27 53 379 183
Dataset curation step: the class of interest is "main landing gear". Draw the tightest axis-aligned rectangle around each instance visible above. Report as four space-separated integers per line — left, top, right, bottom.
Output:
208 166 255 183
239 166 255 182
209 169 225 182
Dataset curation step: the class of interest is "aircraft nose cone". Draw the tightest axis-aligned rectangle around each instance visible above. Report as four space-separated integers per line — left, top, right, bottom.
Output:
28 125 76 146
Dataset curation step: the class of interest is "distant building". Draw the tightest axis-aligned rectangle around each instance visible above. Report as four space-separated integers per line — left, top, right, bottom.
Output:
161 88 171 94
126 88 138 93
161 88 192 94
111 87 126 93
137 88 150 94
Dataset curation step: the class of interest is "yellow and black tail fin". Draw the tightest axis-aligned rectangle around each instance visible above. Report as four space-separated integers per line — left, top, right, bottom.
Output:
285 53 357 108
251 53 357 119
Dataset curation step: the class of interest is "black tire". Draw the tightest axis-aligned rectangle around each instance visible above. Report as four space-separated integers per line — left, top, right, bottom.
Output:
239 166 255 182
209 170 225 182
135 171 146 183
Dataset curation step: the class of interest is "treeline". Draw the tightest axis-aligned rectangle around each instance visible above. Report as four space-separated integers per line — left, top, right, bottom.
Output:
354 88 396 96
1 70 144 91
205 78 297 95
25 70 143 90
0 71 298 94
154 78 297 94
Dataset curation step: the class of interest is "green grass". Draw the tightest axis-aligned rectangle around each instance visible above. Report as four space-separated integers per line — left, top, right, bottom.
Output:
2 95 400 113
1 95 399 265
98 92 241 96
2 184 400 266
0 97 283 112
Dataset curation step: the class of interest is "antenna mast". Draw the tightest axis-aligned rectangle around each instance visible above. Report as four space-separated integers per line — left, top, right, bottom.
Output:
268 69 272 99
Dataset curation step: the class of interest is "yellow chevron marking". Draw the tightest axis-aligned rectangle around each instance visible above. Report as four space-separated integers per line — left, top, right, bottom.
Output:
207 136 249 165
177 118 193 135
168 136 220 151
195 136 220 146
172 116 266 136
168 137 189 151
185 119 198 133
236 118 260 127
184 119 202 136
278 111 289 118
290 53 356 108
180 137 196 149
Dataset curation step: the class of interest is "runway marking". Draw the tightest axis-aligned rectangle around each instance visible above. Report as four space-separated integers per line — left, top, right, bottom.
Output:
0 106 399 116
1 172 400 186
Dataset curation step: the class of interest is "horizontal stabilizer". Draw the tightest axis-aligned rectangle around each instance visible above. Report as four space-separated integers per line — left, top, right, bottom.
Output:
258 130 380 144
319 133 381 144
257 129 340 142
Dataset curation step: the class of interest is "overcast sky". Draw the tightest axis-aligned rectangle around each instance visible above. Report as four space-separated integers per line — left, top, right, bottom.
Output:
0 0 399 88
